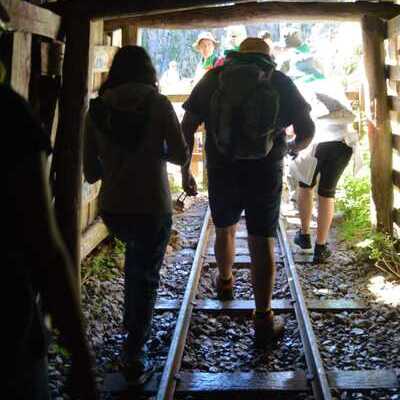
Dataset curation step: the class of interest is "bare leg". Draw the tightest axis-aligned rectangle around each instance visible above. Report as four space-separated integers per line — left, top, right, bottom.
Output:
316 195 334 245
247 235 276 313
298 186 313 234
215 224 237 280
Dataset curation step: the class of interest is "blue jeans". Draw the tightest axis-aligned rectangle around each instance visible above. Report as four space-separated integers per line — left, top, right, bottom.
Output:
102 213 172 362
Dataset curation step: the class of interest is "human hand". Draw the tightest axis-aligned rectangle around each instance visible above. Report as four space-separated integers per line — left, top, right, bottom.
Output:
181 170 198 196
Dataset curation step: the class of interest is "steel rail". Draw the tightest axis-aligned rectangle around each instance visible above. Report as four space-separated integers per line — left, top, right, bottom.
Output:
156 207 212 400
278 218 333 400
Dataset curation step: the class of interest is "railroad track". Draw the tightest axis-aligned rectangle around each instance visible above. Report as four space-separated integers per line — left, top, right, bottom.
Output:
105 205 399 399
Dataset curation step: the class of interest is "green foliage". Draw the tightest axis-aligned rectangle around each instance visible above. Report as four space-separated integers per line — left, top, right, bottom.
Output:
81 237 124 284
336 174 371 243
336 175 400 280
357 233 400 280
168 173 182 194
113 237 126 257
51 343 70 358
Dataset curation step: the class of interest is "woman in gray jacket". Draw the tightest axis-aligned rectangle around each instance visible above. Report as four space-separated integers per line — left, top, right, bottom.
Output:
84 46 188 386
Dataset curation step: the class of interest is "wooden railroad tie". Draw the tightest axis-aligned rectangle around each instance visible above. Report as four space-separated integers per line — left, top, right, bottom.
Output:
155 298 367 314
103 368 400 395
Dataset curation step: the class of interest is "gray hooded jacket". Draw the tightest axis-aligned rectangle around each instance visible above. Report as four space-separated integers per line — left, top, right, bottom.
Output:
84 82 188 215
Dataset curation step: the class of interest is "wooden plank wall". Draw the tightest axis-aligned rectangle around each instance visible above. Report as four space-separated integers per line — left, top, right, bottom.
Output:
3 1 115 260
80 25 122 258
386 15 400 236
3 0 64 219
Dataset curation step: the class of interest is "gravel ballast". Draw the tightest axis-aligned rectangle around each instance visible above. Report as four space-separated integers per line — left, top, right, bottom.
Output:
47 196 399 400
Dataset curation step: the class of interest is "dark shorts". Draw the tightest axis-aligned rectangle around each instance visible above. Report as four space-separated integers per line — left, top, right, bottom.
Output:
299 141 352 198
208 159 283 237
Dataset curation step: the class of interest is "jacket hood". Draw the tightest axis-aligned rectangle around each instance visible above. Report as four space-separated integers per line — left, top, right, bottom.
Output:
102 82 157 112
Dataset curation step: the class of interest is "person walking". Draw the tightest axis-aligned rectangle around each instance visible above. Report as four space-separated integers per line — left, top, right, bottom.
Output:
180 38 314 347
293 93 356 263
192 31 220 85
84 46 188 385
2 3 98 398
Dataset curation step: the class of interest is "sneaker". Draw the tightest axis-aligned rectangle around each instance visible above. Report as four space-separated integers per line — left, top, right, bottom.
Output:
313 243 332 263
294 230 312 250
213 273 234 300
122 354 155 387
253 310 285 348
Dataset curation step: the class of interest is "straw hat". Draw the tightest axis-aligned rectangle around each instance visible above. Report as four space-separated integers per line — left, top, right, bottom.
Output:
239 37 270 56
192 32 218 51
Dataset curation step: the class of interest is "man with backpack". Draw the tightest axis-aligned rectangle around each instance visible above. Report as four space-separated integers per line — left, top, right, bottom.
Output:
181 37 315 347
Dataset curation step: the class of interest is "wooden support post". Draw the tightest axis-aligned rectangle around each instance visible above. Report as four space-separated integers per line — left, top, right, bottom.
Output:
11 31 31 99
362 16 393 234
91 21 104 94
4 0 61 39
54 14 94 289
122 25 141 46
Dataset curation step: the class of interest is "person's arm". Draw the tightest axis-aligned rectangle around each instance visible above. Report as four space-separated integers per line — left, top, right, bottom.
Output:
181 111 203 195
277 73 315 154
161 97 189 166
83 114 103 184
180 69 217 195
11 152 98 399
288 112 315 154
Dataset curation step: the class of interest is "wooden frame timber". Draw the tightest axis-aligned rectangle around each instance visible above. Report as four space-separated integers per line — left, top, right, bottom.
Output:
155 298 367 314
362 16 393 234
10 31 31 98
53 14 95 286
105 369 400 395
45 0 400 21
3 0 61 39
104 2 400 30
137 369 400 395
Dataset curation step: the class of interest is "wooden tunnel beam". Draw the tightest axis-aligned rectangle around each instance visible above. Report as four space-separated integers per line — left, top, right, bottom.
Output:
122 25 141 46
394 208 400 228
81 219 109 261
10 31 31 99
394 134 400 153
44 0 400 22
44 0 252 19
387 14 400 38
54 14 96 291
103 2 400 30
3 0 61 39
362 16 393 234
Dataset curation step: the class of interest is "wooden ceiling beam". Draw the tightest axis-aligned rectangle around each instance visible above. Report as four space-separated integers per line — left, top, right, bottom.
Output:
3 0 61 39
103 1 400 30
43 0 253 19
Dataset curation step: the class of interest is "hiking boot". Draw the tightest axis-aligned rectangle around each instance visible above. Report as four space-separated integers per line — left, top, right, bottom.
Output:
253 310 285 348
213 273 234 300
294 230 312 251
122 353 155 387
313 244 332 264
